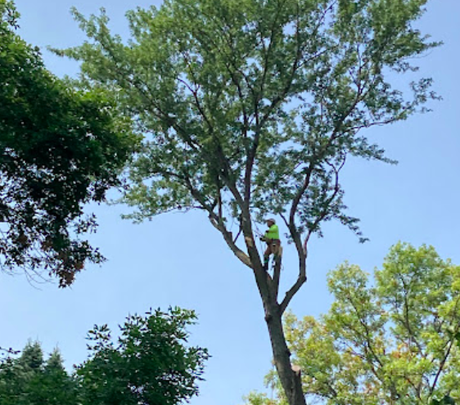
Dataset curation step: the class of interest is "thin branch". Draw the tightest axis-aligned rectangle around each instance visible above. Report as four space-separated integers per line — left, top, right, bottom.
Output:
242 1 285 207
430 294 460 394
0 346 19 355
280 267 307 314
208 213 252 268
400 275 426 357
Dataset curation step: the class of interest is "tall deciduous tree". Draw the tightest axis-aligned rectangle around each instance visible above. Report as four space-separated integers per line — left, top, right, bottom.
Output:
57 0 439 403
248 243 460 404
0 0 137 286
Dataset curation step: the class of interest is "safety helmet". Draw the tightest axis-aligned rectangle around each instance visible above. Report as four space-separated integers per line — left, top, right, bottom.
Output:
267 218 276 224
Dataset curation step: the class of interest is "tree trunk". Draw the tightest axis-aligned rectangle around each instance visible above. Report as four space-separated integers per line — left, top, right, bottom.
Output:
264 300 306 405
238 221 306 405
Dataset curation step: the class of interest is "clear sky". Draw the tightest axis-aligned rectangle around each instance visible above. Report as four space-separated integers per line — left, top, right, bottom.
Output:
1 1 459 404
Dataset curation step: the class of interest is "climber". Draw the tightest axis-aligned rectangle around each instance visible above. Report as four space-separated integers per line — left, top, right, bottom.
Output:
260 218 281 271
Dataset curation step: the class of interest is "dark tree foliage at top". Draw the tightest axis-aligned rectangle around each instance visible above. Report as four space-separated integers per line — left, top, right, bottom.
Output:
0 0 137 286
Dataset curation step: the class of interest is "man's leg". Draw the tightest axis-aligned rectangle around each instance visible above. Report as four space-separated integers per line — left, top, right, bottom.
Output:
263 244 271 270
271 240 281 257
270 241 282 270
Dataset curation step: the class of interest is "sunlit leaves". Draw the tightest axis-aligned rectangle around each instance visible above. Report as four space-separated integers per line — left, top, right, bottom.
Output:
55 0 439 247
253 243 460 404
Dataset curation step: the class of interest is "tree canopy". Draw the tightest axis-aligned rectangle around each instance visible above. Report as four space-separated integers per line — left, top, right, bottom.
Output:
77 308 209 405
247 243 460 405
0 308 209 405
0 0 137 286
60 0 438 250
55 0 440 403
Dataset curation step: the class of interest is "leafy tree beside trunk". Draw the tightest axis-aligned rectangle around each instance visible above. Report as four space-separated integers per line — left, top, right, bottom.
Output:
247 243 460 404
56 0 440 403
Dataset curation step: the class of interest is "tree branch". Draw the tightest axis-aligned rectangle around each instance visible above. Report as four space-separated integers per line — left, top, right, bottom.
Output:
208 213 252 268
430 294 460 394
280 267 307 314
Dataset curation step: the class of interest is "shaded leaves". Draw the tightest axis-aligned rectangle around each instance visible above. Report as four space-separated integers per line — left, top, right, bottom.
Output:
0 0 138 286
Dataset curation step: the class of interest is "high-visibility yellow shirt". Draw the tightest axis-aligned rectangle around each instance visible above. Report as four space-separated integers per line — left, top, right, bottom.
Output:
265 224 280 240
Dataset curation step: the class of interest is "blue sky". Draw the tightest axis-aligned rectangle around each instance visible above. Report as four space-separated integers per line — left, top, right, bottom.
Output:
1 1 459 404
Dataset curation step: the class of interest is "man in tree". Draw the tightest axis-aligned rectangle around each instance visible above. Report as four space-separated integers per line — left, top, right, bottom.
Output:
57 0 440 403
261 218 281 271
0 0 136 286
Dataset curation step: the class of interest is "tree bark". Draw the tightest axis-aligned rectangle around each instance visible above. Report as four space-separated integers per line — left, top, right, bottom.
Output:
263 299 306 405
216 215 306 405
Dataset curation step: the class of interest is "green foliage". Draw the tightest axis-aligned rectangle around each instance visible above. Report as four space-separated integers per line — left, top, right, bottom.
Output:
56 0 439 248
0 342 78 405
243 391 284 405
77 307 209 405
0 309 209 405
55 2 441 404
0 0 138 286
251 243 460 404
431 397 456 405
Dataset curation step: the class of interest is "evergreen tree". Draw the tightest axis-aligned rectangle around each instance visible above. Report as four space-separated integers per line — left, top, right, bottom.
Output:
0 342 77 405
